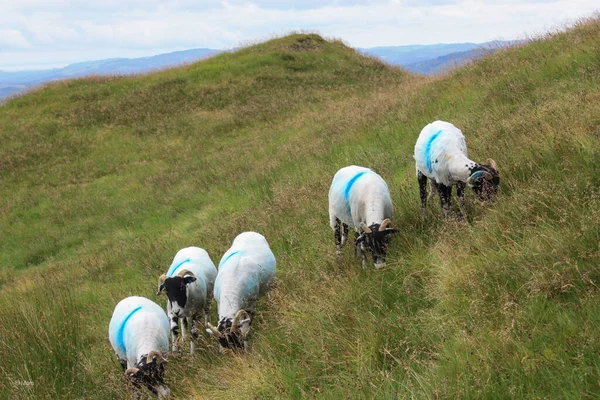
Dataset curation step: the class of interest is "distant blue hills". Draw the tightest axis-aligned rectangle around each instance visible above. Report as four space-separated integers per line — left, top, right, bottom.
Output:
0 41 516 101
360 41 517 73
0 48 220 101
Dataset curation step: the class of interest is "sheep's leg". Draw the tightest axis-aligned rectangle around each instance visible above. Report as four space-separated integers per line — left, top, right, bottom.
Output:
204 293 213 325
428 179 438 200
456 182 466 217
188 317 197 355
334 218 343 256
170 316 179 352
341 223 349 248
359 241 368 269
417 171 428 212
116 354 127 371
436 182 452 216
181 317 188 341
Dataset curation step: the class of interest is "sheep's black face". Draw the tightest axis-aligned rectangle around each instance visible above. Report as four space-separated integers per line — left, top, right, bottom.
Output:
469 165 500 202
356 223 397 267
131 358 167 396
217 317 245 350
163 276 194 316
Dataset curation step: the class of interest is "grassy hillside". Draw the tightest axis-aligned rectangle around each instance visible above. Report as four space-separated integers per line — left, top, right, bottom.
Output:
0 17 599 399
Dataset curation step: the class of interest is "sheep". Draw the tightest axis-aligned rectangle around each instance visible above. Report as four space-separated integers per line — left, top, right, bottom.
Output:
207 232 276 352
156 246 217 354
414 120 500 215
108 296 170 398
328 165 398 269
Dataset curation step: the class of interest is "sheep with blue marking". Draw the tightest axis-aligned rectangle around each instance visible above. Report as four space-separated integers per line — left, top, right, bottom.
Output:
156 246 217 354
329 165 398 269
108 296 170 398
207 232 276 352
414 120 500 215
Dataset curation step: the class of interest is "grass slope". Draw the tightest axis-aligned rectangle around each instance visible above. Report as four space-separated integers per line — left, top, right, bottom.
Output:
0 20 599 399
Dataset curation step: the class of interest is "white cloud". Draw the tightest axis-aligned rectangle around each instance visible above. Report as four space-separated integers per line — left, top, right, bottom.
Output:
0 29 32 49
0 0 598 68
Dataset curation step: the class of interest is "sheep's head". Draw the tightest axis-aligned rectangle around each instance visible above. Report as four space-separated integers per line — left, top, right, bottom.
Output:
467 159 500 202
355 219 398 268
156 269 197 319
207 310 252 352
125 351 170 398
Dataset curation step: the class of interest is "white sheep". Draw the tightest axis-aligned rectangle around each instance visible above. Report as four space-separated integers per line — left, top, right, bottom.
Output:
414 120 500 215
207 232 276 351
157 246 217 354
328 165 398 269
108 296 170 398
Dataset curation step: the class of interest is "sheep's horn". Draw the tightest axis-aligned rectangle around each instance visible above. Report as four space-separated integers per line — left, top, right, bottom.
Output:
361 224 372 233
232 310 250 333
176 269 195 278
125 368 139 378
379 219 392 231
156 274 167 295
207 322 221 337
484 171 493 181
487 158 498 171
147 350 167 365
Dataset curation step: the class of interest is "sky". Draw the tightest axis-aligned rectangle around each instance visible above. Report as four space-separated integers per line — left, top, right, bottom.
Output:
0 0 598 70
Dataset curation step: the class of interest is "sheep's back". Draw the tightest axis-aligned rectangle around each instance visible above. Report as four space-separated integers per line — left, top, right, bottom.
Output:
414 121 468 181
108 297 169 361
168 247 217 290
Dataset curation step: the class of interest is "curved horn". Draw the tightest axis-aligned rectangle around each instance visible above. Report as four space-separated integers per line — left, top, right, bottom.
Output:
379 219 392 231
232 310 250 333
361 224 372 233
207 322 221 337
147 350 167 365
125 368 139 378
484 171 493 181
176 269 195 278
487 158 498 171
156 274 167 295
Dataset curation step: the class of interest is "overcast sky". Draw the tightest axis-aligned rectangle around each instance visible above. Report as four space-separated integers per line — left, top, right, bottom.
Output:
0 0 598 70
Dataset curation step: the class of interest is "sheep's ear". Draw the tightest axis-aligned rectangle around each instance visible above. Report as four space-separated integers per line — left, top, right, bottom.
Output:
183 275 197 284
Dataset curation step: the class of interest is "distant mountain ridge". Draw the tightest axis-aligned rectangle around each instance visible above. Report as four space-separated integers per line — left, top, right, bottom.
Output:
0 41 517 101
360 40 517 73
0 48 220 101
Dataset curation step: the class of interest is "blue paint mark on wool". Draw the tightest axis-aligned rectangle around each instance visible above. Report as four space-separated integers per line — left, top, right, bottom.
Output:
116 306 142 353
220 250 242 268
167 258 191 277
425 129 443 173
344 171 370 216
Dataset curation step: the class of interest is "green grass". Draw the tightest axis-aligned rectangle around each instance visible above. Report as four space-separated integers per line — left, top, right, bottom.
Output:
0 20 599 399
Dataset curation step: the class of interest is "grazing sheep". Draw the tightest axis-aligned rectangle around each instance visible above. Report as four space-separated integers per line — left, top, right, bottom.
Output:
414 120 500 215
328 165 398 269
157 246 217 354
108 296 170 398
207 232 276 351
